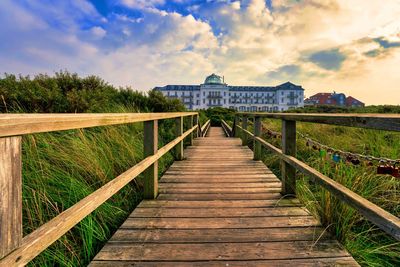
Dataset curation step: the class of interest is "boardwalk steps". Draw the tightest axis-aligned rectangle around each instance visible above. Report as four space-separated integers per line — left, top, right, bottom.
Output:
90 127 358 266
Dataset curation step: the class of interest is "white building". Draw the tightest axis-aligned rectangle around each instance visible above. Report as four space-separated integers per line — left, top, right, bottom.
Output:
155 74 305 111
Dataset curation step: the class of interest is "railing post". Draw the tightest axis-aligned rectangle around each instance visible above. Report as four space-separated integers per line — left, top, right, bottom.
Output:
281 120 296 196
143 120 158 199
189 115 194 145
241 116 248 146
233 115 239 137
175 116 184 160
193 114 199 138
253 116 262 160
0 137 22 258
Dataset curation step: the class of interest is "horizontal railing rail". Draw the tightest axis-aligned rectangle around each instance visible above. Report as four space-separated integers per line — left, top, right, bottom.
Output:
221 120 232 137
232 113 400 241
238 112 400 132
0 112 197 137
200 119 211 137
0 112 199 266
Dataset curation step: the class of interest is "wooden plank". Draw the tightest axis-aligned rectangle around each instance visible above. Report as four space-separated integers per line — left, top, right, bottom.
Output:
0 125 198 266
160 178 279 183
281 120 296 196
130 207 310 217
120 216 319 229
138 199 301 208
89 257 359 266
143 120 158 199
255 136 400 241
89 126 358 267
157 193 283 200
92 240 349 261
0 137 22 258
0 112 197 137
158 187 281 194
158 182 281 188
238 112 400 132
109 227 329 243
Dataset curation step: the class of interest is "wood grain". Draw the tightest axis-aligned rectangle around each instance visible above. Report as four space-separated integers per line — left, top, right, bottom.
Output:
0 112 197 137
0 137 22 258
0 125 197 266
238 112 400 132
90 127 358 266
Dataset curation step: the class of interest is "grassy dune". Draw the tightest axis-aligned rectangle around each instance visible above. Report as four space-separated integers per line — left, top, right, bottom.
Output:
259 119 400 266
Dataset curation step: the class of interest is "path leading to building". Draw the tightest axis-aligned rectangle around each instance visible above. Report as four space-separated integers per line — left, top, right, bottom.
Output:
90 127 358 266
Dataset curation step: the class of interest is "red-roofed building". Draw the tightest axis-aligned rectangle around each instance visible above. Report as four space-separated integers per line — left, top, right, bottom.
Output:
345 96 365 107
304 92 364 107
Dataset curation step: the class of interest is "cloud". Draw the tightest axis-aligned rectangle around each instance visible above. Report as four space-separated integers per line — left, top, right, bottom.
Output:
308 49 346 70
265 64 301 81
119 0 165 9
373 37 400 49
1 0 400 104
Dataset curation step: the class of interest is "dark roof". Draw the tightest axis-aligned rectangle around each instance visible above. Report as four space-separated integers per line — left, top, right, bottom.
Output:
154 85 201 91
155 81 303 92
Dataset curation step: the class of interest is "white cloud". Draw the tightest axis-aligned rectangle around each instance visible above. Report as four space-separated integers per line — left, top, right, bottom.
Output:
1 0 400 104
90 26 106 38
119 0 165 9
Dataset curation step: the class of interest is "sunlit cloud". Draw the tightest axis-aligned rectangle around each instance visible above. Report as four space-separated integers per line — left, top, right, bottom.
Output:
0 0 399 104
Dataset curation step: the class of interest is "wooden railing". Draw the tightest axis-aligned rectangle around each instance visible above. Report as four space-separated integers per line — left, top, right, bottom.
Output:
0 112 199 266
227 112 400 241
221 120 232 137
200 119 211 137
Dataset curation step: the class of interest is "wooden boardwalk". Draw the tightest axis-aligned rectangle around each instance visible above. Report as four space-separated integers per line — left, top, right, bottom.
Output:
90 127 358 266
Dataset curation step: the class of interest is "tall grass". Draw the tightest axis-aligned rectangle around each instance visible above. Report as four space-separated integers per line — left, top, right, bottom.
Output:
22 110 179 266
259 119 400 266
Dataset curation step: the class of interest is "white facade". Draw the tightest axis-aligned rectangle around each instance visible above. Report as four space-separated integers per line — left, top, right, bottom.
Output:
155 74 305 111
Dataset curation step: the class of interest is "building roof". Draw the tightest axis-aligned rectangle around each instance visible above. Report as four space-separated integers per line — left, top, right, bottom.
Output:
346 96 364 106
204 73 224 85
155 80 303 92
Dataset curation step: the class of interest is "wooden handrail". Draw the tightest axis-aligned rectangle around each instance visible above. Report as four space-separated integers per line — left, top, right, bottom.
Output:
221 120 232 137
238 112 400 132
0 112 199 266
200 120 211 137
234 114 400 241
0 112 197 137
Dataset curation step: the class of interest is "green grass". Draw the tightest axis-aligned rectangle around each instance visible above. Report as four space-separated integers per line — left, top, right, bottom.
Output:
257 119 400 266
22 113 181 266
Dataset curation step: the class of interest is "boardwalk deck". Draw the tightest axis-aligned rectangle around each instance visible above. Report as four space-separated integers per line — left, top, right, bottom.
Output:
90 127 359 266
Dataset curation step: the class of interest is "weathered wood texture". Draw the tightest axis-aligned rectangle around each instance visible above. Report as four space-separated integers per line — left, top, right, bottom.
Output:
221 119 232 137
254 135 400 241
0 137 22 259
0 112 197 138
90 127 358 266
143 120 158 199
281 120 296 196
174 117 184 160
200 120 210 137
0 125 198 266
253 116 262 160
238 112 400 132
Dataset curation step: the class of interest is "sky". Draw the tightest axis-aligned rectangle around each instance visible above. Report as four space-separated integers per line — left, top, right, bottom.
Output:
1 0 400 105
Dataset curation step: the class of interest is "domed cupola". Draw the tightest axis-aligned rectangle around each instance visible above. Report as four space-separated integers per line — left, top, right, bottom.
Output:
204 73 223 85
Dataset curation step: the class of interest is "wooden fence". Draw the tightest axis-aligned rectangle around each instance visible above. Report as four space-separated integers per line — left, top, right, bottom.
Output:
226 112 400 241
0 112 206 266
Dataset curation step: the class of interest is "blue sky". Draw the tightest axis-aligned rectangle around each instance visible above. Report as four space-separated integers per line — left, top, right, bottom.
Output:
1 0 400 104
